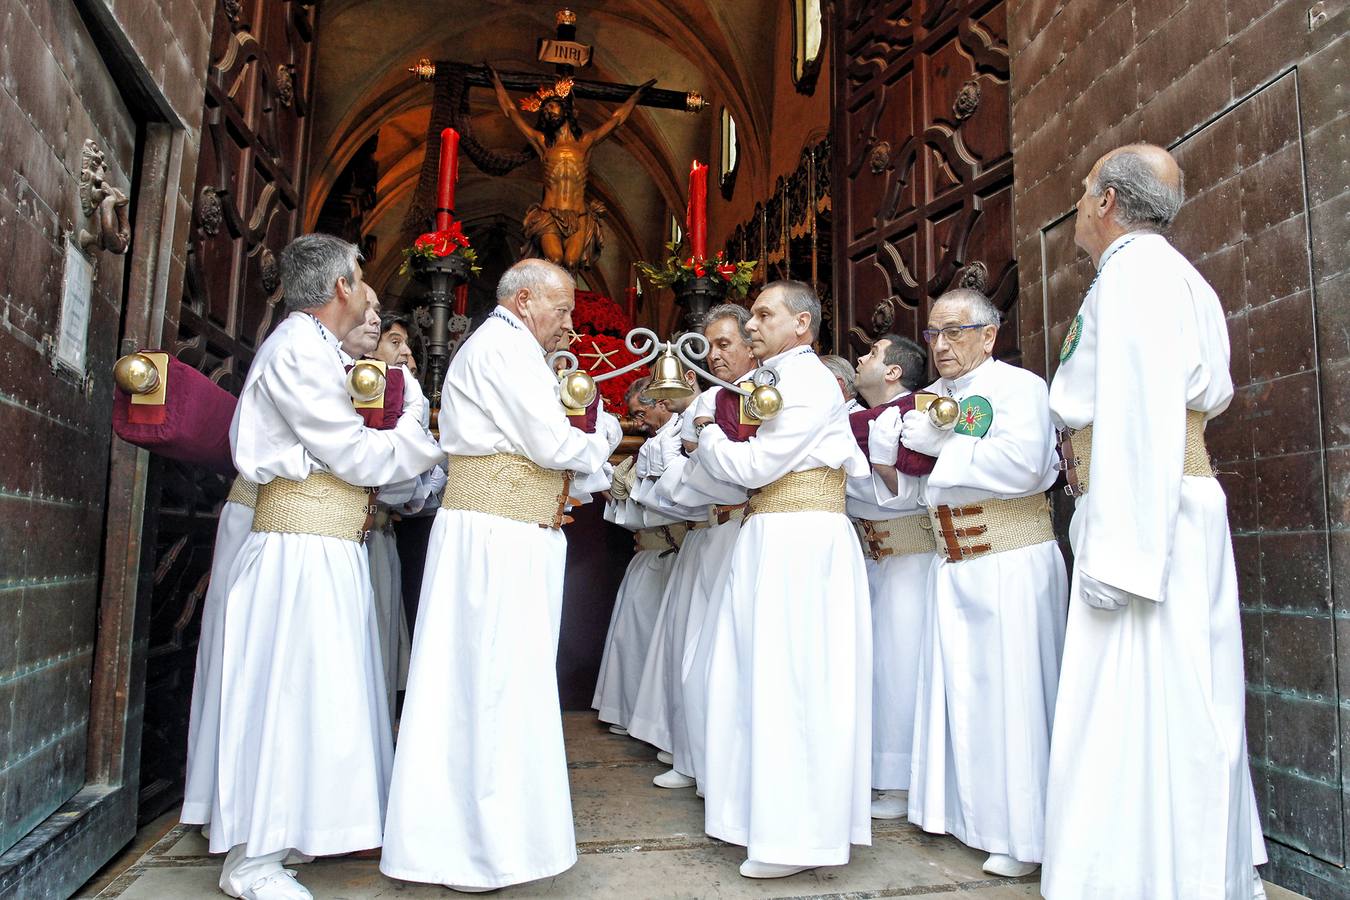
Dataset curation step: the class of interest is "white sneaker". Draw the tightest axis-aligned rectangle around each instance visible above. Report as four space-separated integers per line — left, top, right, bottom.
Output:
982 853 1038 877
870 790 907 819
238 870 312 900
656 750 674 765
608 725 629 735
653 768 697 788
739 859 815 879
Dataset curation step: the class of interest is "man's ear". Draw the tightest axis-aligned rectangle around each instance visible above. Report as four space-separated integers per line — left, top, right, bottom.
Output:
796 312 811 336
1097 187 1114 219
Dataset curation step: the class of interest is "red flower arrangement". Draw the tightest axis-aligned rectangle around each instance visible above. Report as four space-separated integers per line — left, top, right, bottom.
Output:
398 221 481 276
564 291 648 409
573 290 633 337
636 244 756 297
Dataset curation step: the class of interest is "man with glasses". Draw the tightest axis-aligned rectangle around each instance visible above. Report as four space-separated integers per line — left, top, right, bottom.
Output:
1041 144 1267 899
897 288 1066 878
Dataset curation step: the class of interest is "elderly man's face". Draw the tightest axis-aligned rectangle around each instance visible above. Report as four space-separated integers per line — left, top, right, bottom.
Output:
341 285 381 358
518 277 576 350
927 300 995 380
703 315 756 382
745 287 809 359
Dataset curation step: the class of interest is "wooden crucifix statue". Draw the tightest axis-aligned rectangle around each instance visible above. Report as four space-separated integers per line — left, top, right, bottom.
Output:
489 66 653 272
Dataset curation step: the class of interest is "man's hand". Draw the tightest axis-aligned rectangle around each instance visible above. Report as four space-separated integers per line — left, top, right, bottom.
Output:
1079 573 1134 611
900 408 953 457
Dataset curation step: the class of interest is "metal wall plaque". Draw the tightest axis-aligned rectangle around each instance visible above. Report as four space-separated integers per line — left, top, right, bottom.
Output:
56 238 94 372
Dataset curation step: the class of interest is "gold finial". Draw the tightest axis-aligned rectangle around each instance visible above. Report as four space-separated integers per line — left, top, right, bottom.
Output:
113 353 161 395
347 361 387 403
407 58 436 81
685 90 706 113
559 370 597 409
556 8 577 26
927 396 960 430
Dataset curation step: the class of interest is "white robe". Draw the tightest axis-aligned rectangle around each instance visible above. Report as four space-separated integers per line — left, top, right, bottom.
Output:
846 409 931 791
696 347 873 866
380 306 619 890
181 495 254 826
906 357 1066 863
1041 233 1265 899
204 312 442 858
591 416 683 730
665 388 750 783
626 415 711 758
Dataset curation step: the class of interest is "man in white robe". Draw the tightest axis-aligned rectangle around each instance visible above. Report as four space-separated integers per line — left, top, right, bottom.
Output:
592 377 684 734
381 259 621 892
204 234 442 900
1041 144 1267 900
898 288 1066 877
692 281 872 879
844 334 935 821
663 304 757 790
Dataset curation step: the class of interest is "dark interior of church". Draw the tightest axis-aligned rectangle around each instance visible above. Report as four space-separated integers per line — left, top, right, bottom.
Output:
0 0 1346 897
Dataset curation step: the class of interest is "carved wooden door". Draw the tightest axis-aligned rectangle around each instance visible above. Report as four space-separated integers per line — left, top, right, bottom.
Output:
832 0 1019 364
135 0 316 823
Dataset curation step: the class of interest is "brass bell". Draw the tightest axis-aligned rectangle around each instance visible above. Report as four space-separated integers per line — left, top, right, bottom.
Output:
747 384 782 420
560 369 598 409
644 345 693 401
113 353 161 395
927 395 960 430
347 360 386 403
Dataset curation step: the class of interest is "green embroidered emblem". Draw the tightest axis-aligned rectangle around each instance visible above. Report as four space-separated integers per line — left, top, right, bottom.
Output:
955 395 994 437
1060 314 1083 363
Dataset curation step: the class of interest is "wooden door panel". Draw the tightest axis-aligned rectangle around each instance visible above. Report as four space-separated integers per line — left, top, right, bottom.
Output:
834 0 1018 363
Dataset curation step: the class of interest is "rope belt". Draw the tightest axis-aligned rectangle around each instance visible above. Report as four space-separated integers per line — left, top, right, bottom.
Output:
746 467 846 519
635 524 687 555
855 512 933 561
443 453 575 529
710 502 747 527
1058 409 1213 498
252 472 377 544
226 475 258 509
927 493 1055 563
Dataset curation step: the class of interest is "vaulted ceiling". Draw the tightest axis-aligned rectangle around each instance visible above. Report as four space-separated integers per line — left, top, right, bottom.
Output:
304 0 791 312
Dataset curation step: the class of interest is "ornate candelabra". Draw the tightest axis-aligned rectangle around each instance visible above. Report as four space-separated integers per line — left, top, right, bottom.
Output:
411 253 473 410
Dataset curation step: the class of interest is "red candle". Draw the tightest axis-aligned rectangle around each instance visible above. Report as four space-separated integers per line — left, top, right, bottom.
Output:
454 283 469 316
687 160 708 261
436 128 460 231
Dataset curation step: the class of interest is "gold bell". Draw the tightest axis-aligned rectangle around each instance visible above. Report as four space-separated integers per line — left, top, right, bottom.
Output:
747 384 782 420
113 353 161 395
644 345 693 401
927 395 960 430
347 360 387 403
560 370 598 409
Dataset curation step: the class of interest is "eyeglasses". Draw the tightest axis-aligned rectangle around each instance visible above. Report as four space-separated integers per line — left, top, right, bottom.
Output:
921 323 990 344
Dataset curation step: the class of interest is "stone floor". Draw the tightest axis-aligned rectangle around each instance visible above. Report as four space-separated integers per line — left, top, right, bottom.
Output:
85 713 1299 899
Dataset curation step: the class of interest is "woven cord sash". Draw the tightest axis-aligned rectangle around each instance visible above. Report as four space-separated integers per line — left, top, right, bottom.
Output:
1059 409 1213 497
927 493 1055 563
252 472 376 544
226 475 258 509
854 512 933 560
443 453 573 529
745 467 847 519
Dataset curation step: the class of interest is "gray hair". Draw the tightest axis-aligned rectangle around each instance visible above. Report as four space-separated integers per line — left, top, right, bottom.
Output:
820 355 857 399
877 333 928 391
766 280 822 339
935 288 1001 328
704 303 752 342
279 233 363 311
496 257 573 303
1090 149 1185 229
626 375 656 406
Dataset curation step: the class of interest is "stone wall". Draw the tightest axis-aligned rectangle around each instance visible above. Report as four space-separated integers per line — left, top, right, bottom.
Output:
1007 0 1348 894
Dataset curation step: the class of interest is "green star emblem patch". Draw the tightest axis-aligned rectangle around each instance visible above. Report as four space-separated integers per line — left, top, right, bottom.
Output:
1060 314 1083 363
955 395 994 437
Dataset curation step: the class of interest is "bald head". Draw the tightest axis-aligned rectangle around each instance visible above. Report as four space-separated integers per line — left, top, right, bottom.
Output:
496 258 576 349
1075 142 1185 263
